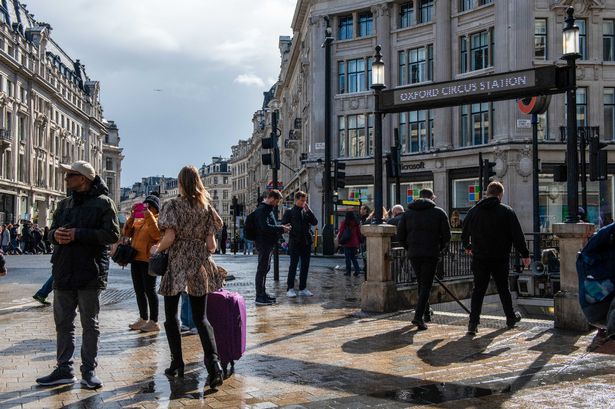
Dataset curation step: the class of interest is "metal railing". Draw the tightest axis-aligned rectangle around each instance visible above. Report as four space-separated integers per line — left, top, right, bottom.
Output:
0 128 11 141
392 232 559 287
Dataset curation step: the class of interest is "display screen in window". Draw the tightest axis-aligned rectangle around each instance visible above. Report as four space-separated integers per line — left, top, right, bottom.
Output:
453 178 482 209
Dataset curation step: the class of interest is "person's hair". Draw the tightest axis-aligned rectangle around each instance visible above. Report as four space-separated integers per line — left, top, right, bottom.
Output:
361 205 371 213
344 211 357 224
392 205 405 215
294 191 307 200
486 181 504 197
419 188 434 199
268 190 283 200
178 165 211 208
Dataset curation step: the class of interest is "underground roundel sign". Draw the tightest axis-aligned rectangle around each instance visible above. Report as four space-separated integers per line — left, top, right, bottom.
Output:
517 95 551 115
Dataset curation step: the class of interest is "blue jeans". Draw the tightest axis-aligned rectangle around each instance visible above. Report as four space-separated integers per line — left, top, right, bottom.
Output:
35 275 54 298
245 240 254 254
344 247 361 275
180 292 194 328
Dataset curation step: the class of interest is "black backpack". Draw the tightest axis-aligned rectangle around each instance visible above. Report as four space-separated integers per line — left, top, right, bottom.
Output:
244 211 258 241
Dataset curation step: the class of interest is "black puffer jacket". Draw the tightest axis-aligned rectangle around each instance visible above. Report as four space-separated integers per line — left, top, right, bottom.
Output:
254 202 284 246
398 199 451 258
461 196 529 261
50 176 120 290
281 205 318 248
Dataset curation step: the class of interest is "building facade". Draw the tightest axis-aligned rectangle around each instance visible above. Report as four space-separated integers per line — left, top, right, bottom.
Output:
103 120 123 204
200 157 233 227
0 1 120 226
265 0 615 233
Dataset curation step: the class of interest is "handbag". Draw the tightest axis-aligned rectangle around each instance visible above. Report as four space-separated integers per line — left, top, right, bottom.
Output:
148 251 168 276
111 238 137 267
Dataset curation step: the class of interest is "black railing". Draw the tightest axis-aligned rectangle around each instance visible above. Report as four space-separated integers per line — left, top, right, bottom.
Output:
392 232 559 287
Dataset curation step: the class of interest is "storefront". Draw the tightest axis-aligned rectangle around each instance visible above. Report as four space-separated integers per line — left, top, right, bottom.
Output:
0 192 15 224
449 167 481 228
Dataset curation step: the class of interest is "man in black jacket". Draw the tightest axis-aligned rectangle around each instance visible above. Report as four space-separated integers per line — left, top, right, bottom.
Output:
282 191 318 298
462 181 530 336
398 189 451 330
36 161 119 389
254 190 290 306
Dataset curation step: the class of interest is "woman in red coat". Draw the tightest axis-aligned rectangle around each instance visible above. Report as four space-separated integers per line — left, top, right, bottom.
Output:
337 211 362 276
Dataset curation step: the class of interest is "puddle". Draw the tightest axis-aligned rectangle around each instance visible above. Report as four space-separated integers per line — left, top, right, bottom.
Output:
370 383 494 404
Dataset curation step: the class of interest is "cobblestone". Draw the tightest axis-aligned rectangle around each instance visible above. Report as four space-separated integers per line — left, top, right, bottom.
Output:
0 255 614 408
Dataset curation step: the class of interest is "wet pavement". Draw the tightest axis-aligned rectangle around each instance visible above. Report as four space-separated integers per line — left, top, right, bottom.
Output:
0 254 614 408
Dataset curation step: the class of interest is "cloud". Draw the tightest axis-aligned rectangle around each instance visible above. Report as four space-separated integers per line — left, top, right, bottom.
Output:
234 74 266 88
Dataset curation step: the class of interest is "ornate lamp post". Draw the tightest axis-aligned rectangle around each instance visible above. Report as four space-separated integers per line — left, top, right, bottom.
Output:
371 45 386 224
562 7 581 223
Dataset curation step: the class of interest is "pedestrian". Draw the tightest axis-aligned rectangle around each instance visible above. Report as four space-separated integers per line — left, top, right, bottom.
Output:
0 251 6 276
253 190 291 306
337 211 362 276
387 205 405 227
35 161 120 389
43 226 52 253
0 224 9 253
21 222 33 254
461 181 530 336
220 223 228 255
282 191 318 298
33 275 54 305
123 195 162 333
151 165 225 390
359 205 371 271
32 224 44 254
397 189 451 330
7 224 21 255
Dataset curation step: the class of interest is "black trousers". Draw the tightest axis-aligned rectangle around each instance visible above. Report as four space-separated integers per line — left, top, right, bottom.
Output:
164 293 219 366
288 244 310 291
255 242 274 297
469 258 515 325
131 261 159 322
409 257 438 321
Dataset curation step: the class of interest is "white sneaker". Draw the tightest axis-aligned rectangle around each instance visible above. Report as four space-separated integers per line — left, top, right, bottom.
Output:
286 289 297 298
139 321 160 332
297 289 313 297
189 328 198 335
180 325 190 332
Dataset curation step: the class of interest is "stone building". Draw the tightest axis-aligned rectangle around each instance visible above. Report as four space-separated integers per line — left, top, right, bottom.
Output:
200 157 233 227
103 120 123 204
268 0 614 233
0 1 120 226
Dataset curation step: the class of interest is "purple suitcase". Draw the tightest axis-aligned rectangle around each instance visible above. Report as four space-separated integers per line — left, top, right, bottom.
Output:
207 289 247 375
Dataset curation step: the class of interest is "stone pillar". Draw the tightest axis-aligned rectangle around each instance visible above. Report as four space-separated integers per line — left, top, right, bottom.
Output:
553 222 596 332
360 224 398 312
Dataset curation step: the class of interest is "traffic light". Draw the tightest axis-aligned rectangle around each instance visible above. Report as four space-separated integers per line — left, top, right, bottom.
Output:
261 136 280 170
333 161 346 189
589 137 608 181
230 196 238 216
482 159 496 190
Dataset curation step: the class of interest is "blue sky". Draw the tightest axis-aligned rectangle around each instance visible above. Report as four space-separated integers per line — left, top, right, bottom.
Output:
26 0 296 187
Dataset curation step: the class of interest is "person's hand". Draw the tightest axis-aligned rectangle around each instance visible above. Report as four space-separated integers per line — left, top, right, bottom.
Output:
464 248 473 256
150 244 159 256
283 224 291 233
522 257 531 268
54 228 76 245
304 203 311 213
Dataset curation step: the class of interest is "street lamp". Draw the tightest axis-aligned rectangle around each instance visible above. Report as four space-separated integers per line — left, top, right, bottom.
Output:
371 45 386 224
562 7 581 223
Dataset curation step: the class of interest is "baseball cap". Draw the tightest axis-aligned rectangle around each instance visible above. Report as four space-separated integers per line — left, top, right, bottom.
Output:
60 161 96 181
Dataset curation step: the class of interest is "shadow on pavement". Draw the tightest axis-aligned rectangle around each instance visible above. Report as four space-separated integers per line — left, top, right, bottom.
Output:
342 325 416 354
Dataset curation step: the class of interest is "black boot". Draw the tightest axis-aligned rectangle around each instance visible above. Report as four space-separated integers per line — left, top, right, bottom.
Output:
205 357 223 389
163 321 184 377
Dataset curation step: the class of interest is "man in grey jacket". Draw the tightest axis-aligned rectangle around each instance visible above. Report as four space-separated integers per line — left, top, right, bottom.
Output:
36 161 119 389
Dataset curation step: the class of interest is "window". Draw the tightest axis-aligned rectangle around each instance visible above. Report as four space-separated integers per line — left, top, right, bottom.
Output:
338 58 371 94
399 45 433 85
358 12 373 37
106 177 113 194
399 110 434 153
578 19 587 59
538 112 550 141
105 157 113 171
338 114 374 158
576 87 588 128
400 2 414 28
460 29 494 73
338 61 346 93
18 117 25 142
605 88 615 140
418 0 433 23
459 0 473 11
604 20 615 61
338 16 353 40
535 19 547 59
460 103 491 146
6 80 12 97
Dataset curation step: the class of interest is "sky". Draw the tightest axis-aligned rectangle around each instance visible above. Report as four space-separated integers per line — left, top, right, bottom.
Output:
26 0 296 187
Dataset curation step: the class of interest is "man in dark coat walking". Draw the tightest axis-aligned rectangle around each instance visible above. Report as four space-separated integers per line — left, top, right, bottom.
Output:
36 161 120 389
398 189 451 330
253 190 290 306
462 181 530 336
282 191 318 298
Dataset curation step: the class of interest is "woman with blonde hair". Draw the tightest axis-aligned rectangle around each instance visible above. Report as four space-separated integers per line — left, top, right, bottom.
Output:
151 165 225 390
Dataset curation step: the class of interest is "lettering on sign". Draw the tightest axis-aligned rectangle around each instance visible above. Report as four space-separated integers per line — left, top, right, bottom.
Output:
517 119 532 129
314 142 325 150
401 162 426 171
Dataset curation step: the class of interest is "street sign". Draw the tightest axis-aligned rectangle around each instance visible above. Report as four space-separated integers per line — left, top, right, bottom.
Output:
315 142 325 150
380 66 572 113
516 119 532 129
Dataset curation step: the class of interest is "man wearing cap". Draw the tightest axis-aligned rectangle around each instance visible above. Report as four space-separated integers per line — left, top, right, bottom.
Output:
36 161 120 389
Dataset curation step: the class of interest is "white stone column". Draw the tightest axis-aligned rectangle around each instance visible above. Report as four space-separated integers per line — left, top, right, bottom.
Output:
553 222 595 332
360 224 398 312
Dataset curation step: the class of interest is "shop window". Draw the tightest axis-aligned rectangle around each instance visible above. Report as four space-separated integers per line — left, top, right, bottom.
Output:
395 181 434 205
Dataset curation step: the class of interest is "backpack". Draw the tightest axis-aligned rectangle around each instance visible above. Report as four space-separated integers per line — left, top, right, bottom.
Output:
244 211 258 241
339 224 353 245
576 223 615 308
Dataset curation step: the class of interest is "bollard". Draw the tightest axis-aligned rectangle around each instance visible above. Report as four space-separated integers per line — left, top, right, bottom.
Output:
360 224 398 313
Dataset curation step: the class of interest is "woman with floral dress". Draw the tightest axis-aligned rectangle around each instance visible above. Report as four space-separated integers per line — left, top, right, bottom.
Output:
150 165 225 390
